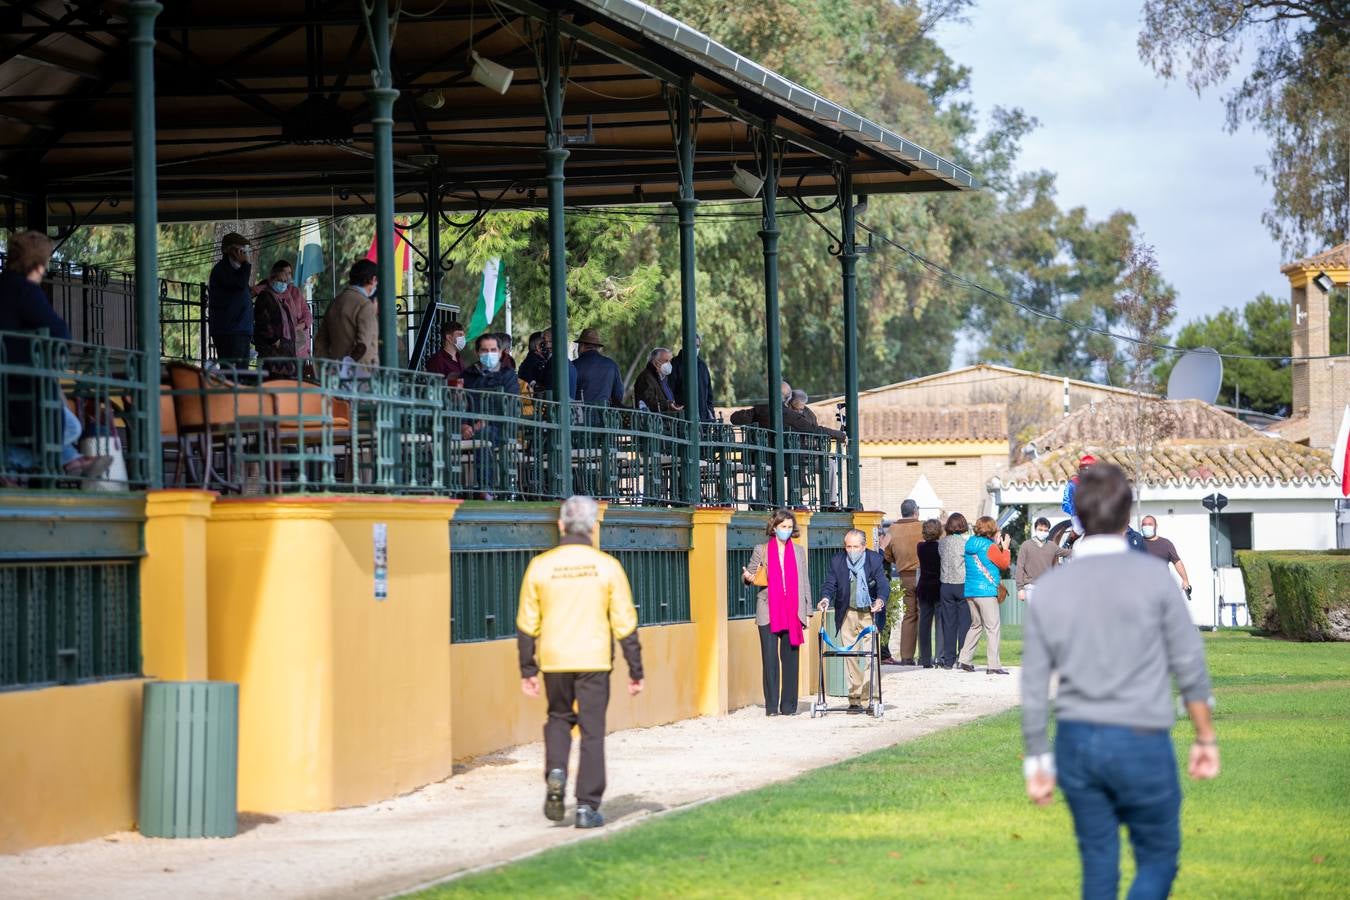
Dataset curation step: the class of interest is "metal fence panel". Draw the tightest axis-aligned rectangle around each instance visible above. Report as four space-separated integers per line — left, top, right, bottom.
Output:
0 560 140 690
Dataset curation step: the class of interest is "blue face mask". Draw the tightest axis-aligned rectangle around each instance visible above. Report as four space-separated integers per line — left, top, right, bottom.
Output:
480 351 501 370
269 280 288 294
775 525 794 542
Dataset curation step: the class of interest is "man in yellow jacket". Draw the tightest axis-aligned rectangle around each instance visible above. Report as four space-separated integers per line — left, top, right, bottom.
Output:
517 495 644 829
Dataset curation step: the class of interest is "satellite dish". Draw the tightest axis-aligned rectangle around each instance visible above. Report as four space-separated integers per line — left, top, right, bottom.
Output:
1167 347 1224 404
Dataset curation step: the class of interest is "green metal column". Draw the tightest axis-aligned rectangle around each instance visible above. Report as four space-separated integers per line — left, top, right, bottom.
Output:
130 0 162 488
543 10 573 497
838 166 861 509
366 0 400 369
425 177 442 312
672 79 700 504
758 123 785 506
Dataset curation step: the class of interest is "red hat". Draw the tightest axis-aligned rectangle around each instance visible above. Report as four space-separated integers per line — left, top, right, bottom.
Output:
1079 454 1097 467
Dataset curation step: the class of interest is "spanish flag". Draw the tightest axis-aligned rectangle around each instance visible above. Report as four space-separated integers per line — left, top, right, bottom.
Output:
364 219 413 275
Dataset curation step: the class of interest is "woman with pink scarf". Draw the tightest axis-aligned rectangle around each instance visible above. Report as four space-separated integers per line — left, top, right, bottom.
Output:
742 509 811 716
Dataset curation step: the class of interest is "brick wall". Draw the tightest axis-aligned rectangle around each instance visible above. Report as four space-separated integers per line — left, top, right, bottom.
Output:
860 452 1008 520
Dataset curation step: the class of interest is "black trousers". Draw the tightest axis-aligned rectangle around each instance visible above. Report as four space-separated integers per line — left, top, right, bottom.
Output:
937 583 968 667
543 671 610 810
917 581 941 665
758 624 800 714
213 333 251 364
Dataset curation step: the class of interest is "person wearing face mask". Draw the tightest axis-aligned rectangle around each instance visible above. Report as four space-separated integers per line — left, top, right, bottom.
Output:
208 232 256 365
1140 515 1191 598
313 259 379 366
461 333 520 499
670 333 714 422
252 260 300 374
426 320 467 384
816 529 890 712
518 331 548 385
531 327 578 400
1015 517 1068 603
742 510 811 716
633 347 684 414
253 260 312 359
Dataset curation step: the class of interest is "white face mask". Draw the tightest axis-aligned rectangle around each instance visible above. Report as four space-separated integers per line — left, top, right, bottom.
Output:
453 335 466 351
659 361 673 377
1141 525 1157 539
1034 530 1049 542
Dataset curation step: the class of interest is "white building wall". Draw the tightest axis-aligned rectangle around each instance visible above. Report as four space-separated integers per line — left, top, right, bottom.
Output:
1016 492 1338 629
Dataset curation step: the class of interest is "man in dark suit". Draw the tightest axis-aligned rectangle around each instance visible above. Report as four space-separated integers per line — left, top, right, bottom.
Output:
817 529 891 713
670 334 714 422
573 327 624 407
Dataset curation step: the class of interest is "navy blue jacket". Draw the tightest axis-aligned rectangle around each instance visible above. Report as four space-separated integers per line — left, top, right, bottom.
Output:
574 349 624 407
819 548 891 634
208 257 254 337
535 356 578 401
1 271 71 440
670 349 714 422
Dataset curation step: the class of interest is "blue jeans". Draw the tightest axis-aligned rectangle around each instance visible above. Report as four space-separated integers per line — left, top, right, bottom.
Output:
1056 721 1182 900
5 405 82 469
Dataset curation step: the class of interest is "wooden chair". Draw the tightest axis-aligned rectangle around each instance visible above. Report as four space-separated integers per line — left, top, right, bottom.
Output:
166 362 270 491
262 379 353 487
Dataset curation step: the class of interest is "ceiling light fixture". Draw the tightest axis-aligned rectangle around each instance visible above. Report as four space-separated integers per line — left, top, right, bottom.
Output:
470 50 514 95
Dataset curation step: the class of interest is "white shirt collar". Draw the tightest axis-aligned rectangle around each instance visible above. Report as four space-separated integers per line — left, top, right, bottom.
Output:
1072 534 1129 559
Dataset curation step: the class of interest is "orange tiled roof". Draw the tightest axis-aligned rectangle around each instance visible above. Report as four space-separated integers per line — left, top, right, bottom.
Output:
858 404 1008 443
1030 398 1259 450
1004 440 1335 488
1281 241 1349 273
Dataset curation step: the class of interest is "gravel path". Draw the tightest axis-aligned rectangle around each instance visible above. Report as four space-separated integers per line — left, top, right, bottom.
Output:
0 666 1020 899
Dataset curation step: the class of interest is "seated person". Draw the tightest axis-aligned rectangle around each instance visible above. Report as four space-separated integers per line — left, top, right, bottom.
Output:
425 320 467 384
1 231 111 479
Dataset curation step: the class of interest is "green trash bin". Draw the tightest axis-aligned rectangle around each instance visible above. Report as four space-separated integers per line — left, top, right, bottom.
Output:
139 681 239 839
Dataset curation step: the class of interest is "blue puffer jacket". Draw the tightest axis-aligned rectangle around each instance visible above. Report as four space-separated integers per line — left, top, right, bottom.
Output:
963 535 1001 599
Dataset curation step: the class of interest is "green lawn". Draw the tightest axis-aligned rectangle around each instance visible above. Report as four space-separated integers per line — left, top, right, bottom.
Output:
414 631 1349 898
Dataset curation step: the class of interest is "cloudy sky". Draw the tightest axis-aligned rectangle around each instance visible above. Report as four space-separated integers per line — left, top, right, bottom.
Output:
934 0 1289 333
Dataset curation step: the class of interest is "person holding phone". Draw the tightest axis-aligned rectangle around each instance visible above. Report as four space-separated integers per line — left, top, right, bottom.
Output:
742 509 811 716
958 516 1012 675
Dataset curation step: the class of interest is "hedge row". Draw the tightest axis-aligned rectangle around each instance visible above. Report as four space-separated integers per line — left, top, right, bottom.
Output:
1236 549 1350 635
1238 550 1350 641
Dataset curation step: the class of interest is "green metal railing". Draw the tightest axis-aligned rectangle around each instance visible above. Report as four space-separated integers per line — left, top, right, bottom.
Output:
726 512 768 620
0 560 140 690
601 509 691 626
807 512 855 595
450 505 557 642
1 329 152 489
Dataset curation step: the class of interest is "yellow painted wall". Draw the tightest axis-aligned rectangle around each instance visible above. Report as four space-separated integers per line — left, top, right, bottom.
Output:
727 617 764 710
0 679 145 853
206 496 458 812
451 623 702 762
140 490 215 681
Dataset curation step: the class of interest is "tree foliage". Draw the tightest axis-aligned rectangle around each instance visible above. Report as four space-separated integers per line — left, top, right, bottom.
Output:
1155 293 1293 414
1138 0 1350 255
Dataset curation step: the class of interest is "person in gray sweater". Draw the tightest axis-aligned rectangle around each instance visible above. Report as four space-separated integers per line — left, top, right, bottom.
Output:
1014 516 1067 601
1022 463 1219 900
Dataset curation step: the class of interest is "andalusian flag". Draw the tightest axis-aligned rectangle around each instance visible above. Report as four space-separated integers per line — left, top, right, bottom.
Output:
364 219 413 276
295 219 325 286
467 258 508 339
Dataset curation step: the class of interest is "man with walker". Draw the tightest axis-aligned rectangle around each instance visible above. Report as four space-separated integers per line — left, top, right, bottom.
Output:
816 529 891 715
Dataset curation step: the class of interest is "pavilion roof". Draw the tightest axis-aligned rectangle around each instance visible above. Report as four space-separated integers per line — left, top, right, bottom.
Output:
0 0 976 225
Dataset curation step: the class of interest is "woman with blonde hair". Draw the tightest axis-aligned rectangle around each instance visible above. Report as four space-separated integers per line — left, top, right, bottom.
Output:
936 512 970 669
959 515 1012 674
742 509 811 715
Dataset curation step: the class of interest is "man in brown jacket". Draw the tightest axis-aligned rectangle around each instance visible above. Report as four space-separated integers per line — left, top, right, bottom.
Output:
314 259 379 366
882 499 922 664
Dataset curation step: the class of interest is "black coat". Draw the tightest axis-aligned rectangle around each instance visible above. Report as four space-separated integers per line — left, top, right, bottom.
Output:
670 350 713 422
819 548 891 633
633 363 680 413
1 272 71 440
